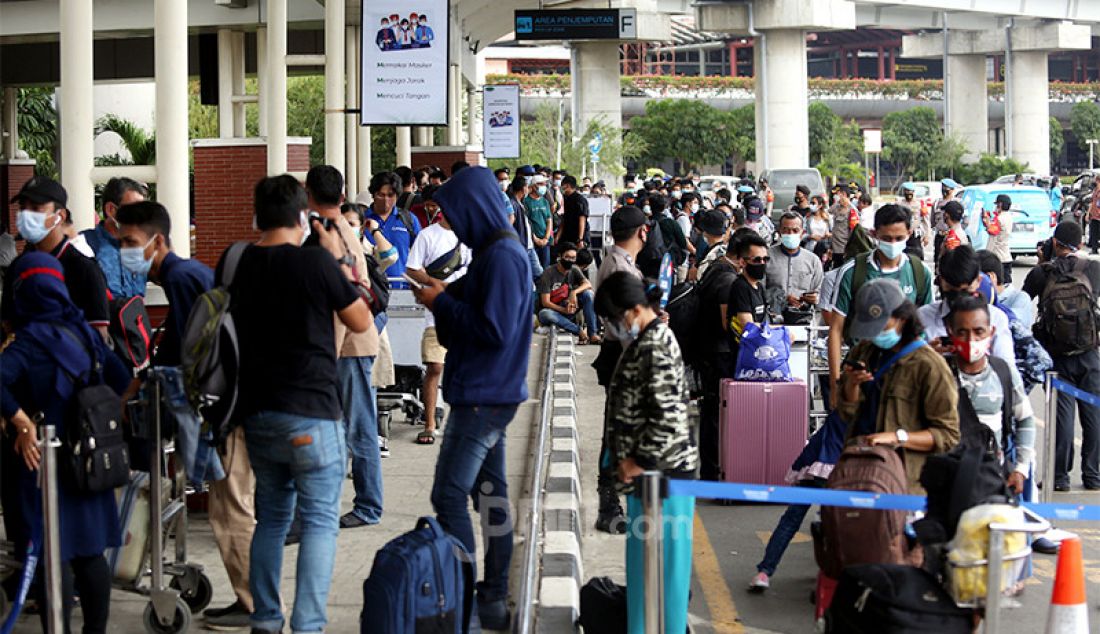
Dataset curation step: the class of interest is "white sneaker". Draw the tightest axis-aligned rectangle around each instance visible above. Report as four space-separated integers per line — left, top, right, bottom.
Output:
379 436 390 458
748 572 770 592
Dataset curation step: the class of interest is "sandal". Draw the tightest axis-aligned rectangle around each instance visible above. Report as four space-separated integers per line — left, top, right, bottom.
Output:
416 431 436 445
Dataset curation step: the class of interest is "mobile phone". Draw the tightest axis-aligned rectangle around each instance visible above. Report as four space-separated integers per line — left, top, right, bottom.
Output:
401 272 424 289
843 359 866 372
939 336 953 347
308 211 333 231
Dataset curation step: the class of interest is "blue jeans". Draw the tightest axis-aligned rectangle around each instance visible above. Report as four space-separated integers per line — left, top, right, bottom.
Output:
527 248 544 282
430 404 518 602
535 244 550 268
537 290 596 337
158 366 225 485
756 478 826 576
244 412 346 634
339 356 383 523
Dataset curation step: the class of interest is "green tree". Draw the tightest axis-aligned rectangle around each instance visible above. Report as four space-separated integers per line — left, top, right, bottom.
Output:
628 99 744 171
1070 101 1100 152
952 154 1029 186
808 102 840 166
883 106 953 183
17 88 59 178
1051 116 1065 167
727 104 755 163
94 114 156 166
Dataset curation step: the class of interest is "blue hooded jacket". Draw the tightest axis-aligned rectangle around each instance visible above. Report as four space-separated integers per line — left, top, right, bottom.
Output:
432 166 533 407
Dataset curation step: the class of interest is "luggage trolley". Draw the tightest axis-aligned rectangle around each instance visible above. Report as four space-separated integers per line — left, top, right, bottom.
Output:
376 285 441 436
122 368 213 633
0 540 20 623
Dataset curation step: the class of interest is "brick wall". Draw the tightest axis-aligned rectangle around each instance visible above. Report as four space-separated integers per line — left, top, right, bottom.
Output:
1 161 37 233
410 148 483 174
191 141 310 268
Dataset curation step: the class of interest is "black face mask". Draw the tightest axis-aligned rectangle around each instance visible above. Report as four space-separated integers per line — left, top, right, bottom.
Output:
745 262 767 280
560 258 576 267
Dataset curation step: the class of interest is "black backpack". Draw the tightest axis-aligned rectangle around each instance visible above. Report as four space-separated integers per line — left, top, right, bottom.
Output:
361 253 391 314
108 295 153 372
665 282 700 365
1034 257 1099 356
396 208 419 242
827 564 973 634
577 577 627 634
58 326 130 494
635 219 668 278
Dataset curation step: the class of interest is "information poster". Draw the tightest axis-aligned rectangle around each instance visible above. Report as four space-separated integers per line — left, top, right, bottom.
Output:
483 85 521 159
360 0 448 126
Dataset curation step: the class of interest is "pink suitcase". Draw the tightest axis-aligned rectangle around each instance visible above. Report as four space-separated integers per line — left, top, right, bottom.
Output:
718 379 809 486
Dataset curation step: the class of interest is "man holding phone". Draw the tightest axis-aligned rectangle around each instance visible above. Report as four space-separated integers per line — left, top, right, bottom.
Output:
767 211 824 325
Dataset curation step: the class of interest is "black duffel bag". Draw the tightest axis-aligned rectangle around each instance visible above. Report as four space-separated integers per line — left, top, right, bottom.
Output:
577 577 627 634
827 564 972 634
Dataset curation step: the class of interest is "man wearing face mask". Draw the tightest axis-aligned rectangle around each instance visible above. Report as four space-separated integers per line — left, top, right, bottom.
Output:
828 204 933 404
918 245 1015 364
945 295 1036 496
829 181 858 265
727 232 770 337
556 175 590 253
790 184 812 217
82 177 149 299
767 212 823 325
536 243 600 345
1 177 111 342
932 177 962 264
524 175 554 267
365 171 422 286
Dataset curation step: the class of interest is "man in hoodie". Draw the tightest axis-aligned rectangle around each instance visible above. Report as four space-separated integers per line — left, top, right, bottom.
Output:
411 166 533 630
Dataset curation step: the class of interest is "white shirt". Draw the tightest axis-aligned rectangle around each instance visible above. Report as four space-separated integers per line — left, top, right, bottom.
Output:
917 300 1016 366
405 223 472 328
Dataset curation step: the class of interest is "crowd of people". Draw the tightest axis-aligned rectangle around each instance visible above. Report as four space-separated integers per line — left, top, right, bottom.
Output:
1 158 1099 633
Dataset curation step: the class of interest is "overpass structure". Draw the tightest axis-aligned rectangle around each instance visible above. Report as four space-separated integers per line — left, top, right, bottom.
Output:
1 0 1100 252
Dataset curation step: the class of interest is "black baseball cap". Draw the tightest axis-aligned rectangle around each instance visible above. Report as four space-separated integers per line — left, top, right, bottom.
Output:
11 176 67 208
1054 220 1084 248
610 206 646 233
994 194 1012 208
795 184 811 197
699 210 729 236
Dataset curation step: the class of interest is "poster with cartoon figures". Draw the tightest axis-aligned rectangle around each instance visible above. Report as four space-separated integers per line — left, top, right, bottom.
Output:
483 84 521 159
361 0 448 125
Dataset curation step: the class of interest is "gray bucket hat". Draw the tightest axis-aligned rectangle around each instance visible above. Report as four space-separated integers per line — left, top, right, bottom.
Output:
849 278 906 340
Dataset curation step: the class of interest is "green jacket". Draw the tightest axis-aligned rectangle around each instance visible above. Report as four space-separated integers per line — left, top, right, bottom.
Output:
837 341 960 495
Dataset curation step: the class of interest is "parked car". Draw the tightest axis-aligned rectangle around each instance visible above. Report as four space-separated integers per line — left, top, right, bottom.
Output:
698 175 738 202
759 168 826 219
992 173 1049 186
961 184 1058 257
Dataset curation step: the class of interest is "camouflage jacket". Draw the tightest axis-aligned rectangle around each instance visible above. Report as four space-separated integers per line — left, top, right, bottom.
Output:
606 321 698 494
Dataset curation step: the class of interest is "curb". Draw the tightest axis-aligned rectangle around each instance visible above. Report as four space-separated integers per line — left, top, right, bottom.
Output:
537 336 583 633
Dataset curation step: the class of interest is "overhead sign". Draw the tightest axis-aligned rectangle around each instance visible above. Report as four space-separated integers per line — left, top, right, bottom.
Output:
863 129 882 154
483 84 521 159
360 0 449 126
514 9 637 41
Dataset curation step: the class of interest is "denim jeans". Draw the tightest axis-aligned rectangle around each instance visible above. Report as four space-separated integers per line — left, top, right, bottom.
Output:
339 356 383 523
158 366 225 485
756 478 827 576
535 244 550 268
527 248 544 282
430 404 518 602
1053 349 1100 486
536 290 596 337
244 412 346 634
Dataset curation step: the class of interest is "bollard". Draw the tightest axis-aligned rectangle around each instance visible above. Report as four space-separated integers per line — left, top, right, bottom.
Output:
39 425 63 633
1042 372 1059 504
984 528 1005 634
642 471 664 634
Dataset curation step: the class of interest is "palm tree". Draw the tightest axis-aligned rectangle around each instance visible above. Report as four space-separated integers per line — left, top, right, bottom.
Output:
94 114 156 166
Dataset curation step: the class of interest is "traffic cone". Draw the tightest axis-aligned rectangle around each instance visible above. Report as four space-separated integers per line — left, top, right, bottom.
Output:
1044 537 1089 634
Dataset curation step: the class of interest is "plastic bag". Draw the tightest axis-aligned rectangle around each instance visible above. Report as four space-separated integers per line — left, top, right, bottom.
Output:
734 322 793 382
947 504 1027 604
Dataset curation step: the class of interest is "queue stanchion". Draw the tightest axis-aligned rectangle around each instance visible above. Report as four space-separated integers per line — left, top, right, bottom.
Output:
38 424 63 633
642 471 665 634
1043 371 1059 504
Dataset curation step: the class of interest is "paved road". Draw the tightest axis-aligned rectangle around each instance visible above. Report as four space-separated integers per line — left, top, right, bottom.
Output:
577 256 1100 634
2 336 549 633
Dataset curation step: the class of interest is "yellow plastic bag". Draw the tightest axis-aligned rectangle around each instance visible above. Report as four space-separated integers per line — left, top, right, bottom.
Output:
947 504 1027 604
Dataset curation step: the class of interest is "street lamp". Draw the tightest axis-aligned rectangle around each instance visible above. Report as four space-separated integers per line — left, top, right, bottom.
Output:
1088 139 1098 171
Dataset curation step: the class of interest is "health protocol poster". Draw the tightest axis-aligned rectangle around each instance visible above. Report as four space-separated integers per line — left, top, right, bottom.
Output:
483 85 521 159
361 0 448 126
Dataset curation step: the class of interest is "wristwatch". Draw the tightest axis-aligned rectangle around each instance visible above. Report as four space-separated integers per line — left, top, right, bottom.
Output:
894 429 909 445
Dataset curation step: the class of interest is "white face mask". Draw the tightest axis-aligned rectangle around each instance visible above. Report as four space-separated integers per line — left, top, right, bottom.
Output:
299 211 311 245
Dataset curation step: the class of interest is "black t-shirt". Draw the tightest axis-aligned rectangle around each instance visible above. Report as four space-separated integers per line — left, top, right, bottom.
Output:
222 244 361 421
699 259 738 355
1 238 110 327
560 192 590 245
1022 255 1100 301
537 264 586 315
728 275 767 326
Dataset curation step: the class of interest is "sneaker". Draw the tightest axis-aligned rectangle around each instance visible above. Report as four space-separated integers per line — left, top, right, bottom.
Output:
594 507 627 535
748 572 770 592
476 597 511 631
204 601 251 630
379 436 390 458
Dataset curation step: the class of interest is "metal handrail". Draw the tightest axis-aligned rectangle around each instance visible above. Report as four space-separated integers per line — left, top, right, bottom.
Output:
514 329 559 634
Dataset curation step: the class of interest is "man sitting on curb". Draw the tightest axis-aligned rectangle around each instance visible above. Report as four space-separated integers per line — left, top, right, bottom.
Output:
536 241 601 345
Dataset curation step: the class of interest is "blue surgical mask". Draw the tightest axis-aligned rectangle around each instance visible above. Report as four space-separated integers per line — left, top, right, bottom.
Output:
780 234 801 250
871 326 902 350
120 236 155 275
17 210 57 244
537 185 547 196
605 318 640 343
877 239 907 260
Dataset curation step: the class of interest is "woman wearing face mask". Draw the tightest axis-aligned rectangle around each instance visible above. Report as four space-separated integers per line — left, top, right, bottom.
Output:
595 271 698 634
837 279 960 494
806 198 832 253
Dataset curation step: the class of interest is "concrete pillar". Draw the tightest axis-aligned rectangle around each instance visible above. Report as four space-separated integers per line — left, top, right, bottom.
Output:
256 26 267 137
570 41 621 182
414 127 432 147
754 28 809 171
352 25 372 186
2 87 17 160
945 54 988 161
59 0 95 230
1007 50 1050 175
396 127 412 168
155 0 190 256
217 29 234 139
466 85 479 148
266 0 288 175
324 0 345 174
231 31 247 137
345 26 358 197
447 66 462 146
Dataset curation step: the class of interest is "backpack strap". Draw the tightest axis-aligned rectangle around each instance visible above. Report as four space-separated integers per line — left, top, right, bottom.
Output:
397 209 418 240
219 241 250 288
478 228 520 255
56 323 101 385
909 254 930 304
987 355 1015 461
851 255 869 303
